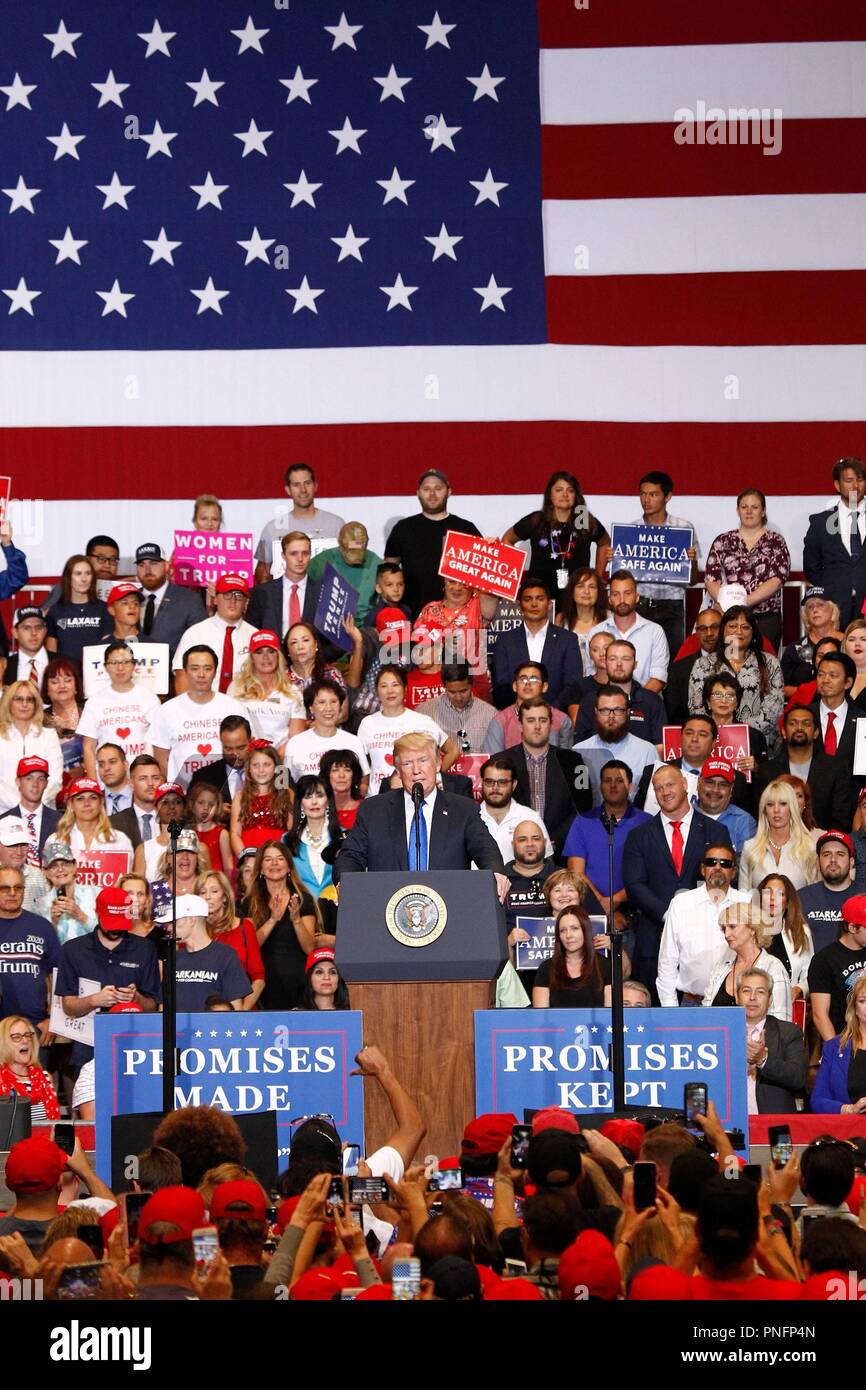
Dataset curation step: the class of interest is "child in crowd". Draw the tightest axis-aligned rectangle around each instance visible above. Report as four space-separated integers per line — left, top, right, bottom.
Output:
188 779 233 874
229 741 293 856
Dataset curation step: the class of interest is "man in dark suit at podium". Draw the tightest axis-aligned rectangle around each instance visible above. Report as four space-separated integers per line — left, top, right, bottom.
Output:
335 732 509 901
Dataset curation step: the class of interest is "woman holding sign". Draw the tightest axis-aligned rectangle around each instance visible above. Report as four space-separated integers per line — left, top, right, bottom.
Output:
41 658 85 776
503 472 609 606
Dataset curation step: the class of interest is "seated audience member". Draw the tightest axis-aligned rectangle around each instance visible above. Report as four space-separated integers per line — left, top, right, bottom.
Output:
0 681 64 813
0 817 46 914
45 555 107 667
478 754 552 862
45 777 133 859
283 775 342 904
227 629 305 755
623 980 651 1007
595 570 668 693
483 660 574 753
532 905 611 1008
99 581 144 643
757 874 814 1000
160 893 251 1012
689 606 784 754
692 759 756 856
738 780 818 892
244 840 319 1011
782 587 843 696
95 743 132 816
369 560 410 623
491 576 583 710
253 463 346 587
319 748 364 832
701 903 792 1020
5 606 50 690
0 1015 61 1119
0 1135 112 1255
200 870 265 1011
663 610 720 727
148 645 247 790
507 698 591 854
575 686 659 808
811 973 866 1123
572 639 665 745
36 840 99 944
564 758 650 914
1 754 60 864
656 842 751 1007
79 641 160 780
357 664 456 794
302 946 351 1011
796 830 854 953
736 968 806 1113
229 742 293 856
424 662 497 753
798 1136 859 1221
755 706 853 833
809 894 866 1050
284 678 369 783
689 1177 800 1299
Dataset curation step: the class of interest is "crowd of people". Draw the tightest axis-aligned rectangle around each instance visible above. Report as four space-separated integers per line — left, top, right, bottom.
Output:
1 458 866 1301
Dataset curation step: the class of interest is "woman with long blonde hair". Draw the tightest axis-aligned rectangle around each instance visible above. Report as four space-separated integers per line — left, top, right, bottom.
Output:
812 973 866 1114
228 629 306 754
46 777 133 857
0 679 64 810
738 780 818 892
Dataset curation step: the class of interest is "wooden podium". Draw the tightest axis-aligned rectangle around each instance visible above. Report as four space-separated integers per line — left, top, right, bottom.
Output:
336 872 506 1161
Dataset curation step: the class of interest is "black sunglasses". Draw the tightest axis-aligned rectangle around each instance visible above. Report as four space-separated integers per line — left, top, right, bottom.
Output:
703 857 735 868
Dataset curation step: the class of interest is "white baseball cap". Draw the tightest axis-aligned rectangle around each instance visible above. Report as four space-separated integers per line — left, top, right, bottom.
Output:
154 892 209 924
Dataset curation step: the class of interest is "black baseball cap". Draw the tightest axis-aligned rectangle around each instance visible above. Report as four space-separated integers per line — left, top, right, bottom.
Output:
13 606 45 625
418 469 450 488
135 543 165 563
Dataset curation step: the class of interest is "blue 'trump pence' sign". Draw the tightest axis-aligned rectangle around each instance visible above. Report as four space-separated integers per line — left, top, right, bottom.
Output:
94 1011 365 1180
475 1008 748 1139
313 563 359 653
609 524 693 586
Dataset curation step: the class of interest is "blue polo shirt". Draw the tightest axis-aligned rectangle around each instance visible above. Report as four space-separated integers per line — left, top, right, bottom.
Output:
56 928 161 1066
0 910 61 1026
562 803 652 895
175 941 250 1011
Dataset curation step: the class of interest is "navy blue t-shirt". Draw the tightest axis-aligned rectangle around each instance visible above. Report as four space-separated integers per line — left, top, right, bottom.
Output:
56 929 161 1065
798 881 848 954
46 601 108 667
175 941 250 1011
0 911 61 1025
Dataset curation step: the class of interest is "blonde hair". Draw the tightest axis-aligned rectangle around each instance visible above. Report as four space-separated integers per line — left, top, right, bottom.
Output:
197 1162 267 1211
0 681 44 737
839 973 866 1059
229 647 296 701
719 901 772 951
54 798 118 847
393 731 439 763
0 1015 37 1068
118 872 152 926
201 870 236 937
193 493 223 524
741 780 817 885
156 844 211 883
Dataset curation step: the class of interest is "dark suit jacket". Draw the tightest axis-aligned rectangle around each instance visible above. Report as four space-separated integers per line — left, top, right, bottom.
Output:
0 804 60 852
246 577 320 639
803 507 866 626
145 584 206 659
109 806 156 852
755 1016 807 1114
808 699 866 801
622 810 733 967
753 747 854 833
504 744 592 857
634 758 754 817
491 625 583 709
663 651 702 727
377 772 475 799
334 788 504 878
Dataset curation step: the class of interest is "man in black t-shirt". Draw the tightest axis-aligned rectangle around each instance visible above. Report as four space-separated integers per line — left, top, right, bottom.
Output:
384 470 480 618
798 831 855 953
808 893 866 1039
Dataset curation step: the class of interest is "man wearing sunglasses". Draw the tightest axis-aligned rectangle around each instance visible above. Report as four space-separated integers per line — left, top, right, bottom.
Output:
656 843 750 1007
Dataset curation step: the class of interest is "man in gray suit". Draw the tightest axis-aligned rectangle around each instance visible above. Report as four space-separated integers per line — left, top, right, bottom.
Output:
739 968 806 1115
335 732 509 901
135 543 206 660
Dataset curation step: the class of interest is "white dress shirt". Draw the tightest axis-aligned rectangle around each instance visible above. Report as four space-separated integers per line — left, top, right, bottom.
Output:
657 884 752 1006
837 498 866 555
597 612 669 685
172 616 256 684
524 621 549 665
403 787 436 865
818 699 848 746
17 647 49 687
660 805 695 860
479 799 553 861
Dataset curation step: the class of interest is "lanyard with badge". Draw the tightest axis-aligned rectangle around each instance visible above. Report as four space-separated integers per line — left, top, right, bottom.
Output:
550 523 576 590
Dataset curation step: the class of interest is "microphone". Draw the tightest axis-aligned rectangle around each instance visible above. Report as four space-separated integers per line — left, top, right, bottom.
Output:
600 810 618 831
411 782 425 807
167 819 185 841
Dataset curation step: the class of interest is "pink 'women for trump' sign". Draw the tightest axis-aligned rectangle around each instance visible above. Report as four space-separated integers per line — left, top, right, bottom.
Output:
173 530 254 586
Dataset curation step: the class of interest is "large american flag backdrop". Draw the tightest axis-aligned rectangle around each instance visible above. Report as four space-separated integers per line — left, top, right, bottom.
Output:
0 0 864 572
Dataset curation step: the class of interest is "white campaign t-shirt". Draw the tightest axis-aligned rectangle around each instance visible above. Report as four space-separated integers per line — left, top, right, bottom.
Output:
148 692 246 788
283 728 370 782
228 686 304 749
78 686 161 766
356 709 448 794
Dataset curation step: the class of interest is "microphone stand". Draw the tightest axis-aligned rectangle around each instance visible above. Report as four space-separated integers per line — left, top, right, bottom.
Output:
411 781 424 872
161 818 183 1114
602 809 626 1110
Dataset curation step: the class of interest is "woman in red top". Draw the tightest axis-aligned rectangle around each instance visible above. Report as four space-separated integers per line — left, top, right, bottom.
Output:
0 1015 61 1120
229 741 293 857
188 779 232 873
201 869 265 1011
319 747 364 831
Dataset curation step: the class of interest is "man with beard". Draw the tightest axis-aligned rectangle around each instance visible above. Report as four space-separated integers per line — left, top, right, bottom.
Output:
504 820 558 940
596 570 668 693
657 842 751 1006
575 686 660 807
384 469 480 617
56 885 160 1075
693 759 756 856
754 706 853 833
506 699 591 856
478 754 552 862
798 831 856 953
571 639 665 744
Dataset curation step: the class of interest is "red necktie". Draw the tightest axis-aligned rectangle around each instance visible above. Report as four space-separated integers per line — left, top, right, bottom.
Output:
670 820 684 875
219 625 235 693
289 583 301 629
29 660 37 685
825 711 837 755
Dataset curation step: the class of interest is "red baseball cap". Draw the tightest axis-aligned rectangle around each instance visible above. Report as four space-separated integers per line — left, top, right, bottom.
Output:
558 1230 621 1301
629 1265 693 1300
249 629 281 653
816 830 854 856
485 1277 543 1301
531 1106 581 1137
215 573 249 595
375 607 410 636
600 1118 646 1160
275 1197 300 1234
411 623 444 645
355 1282 393 1300
290 1268 357 1301
154 782 184 804
461 1113 518 1157
107 582 144 606
5 1136 67 1194
800 1270 854 1300
209 1179 268 1223
139 1186 206 1244
700 758 734 783
842 894 866 928
108 1001 142 1013
16 755 49 778
68 777 103 799
305 947 336 974
95 886 133 932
